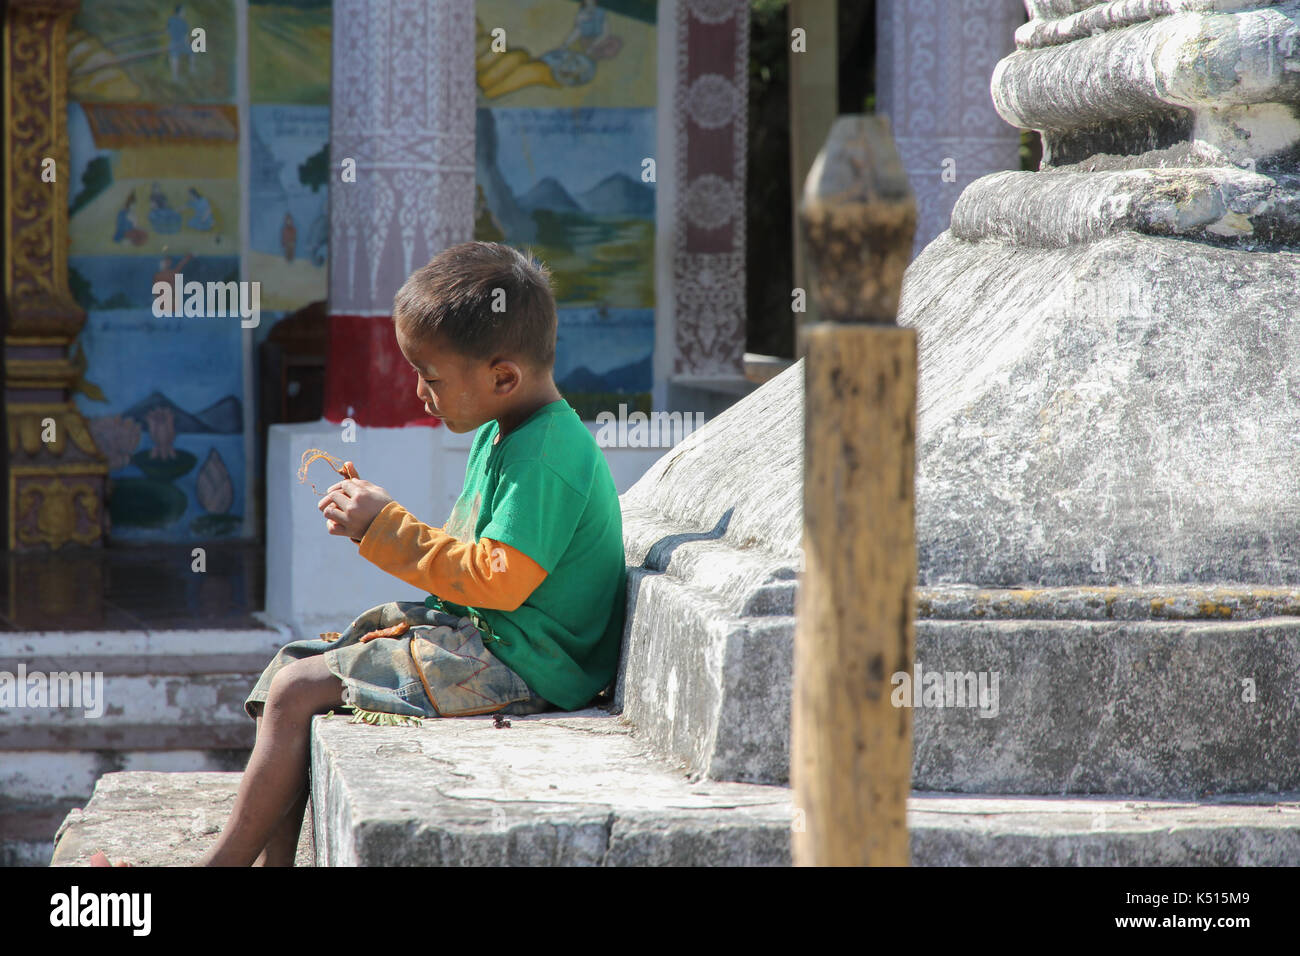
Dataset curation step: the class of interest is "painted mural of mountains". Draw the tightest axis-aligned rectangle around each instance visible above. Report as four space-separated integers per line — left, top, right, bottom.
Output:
122 391 243 434
577 173 655 217
519 177 583 213
559 354 652 393
518 173 655 217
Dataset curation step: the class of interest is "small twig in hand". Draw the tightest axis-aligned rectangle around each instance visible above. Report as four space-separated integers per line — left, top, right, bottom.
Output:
299 448 349 494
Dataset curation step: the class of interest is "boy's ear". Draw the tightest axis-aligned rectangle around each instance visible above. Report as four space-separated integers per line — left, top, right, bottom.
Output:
490 358 522 394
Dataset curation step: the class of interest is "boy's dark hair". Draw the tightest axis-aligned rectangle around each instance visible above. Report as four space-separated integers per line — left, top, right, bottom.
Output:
393 241 556 370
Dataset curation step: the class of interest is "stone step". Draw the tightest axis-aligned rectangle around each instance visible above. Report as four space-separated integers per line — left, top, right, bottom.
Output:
305 713 1300 865
2 750 253 867
49 720 1300 866
0 625 286 748
0 798 82 867
910 791 1300 866
0 626 283 865
611 580 1300 796
49 772 313 867
912 614 1300 796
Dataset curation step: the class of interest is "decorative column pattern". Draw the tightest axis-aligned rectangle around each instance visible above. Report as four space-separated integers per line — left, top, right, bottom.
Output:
4 0 107 550
323 0 476 426
671 0 749 378
876 0 1024 259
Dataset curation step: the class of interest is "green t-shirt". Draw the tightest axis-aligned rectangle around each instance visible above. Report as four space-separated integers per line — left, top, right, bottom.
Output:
436 399 627 711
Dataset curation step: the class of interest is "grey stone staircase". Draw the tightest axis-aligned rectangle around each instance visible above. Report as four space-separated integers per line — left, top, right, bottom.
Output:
3 622 289 866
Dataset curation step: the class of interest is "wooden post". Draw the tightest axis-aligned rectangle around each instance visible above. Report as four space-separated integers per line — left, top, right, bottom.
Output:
792 115 918 866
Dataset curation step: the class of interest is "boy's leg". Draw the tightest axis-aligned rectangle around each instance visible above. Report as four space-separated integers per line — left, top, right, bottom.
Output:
253 785 310 867
246 710 312 867
201 657 343 866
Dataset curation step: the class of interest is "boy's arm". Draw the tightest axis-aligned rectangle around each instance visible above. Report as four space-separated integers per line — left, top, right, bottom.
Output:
357 501 546 611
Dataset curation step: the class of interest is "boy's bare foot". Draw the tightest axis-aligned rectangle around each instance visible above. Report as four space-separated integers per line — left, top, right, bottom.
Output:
89 850 131 867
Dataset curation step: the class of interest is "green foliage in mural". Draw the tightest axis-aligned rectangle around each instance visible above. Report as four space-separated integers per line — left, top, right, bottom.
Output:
298 142 329 193
109 478 188 528
70 156 112 217
68 265 130 311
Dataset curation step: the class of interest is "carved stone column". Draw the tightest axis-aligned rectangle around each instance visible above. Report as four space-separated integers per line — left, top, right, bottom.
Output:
3 0 108 550
322 0 476 426
668 0 750 382
876 0 1024 259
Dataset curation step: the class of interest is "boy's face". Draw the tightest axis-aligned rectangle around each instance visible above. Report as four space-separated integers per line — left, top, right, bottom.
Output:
395 319 509 434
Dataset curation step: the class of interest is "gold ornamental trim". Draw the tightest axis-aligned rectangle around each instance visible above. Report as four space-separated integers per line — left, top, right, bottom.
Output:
9 471 105 550
4 0 85 333
8 404 104 457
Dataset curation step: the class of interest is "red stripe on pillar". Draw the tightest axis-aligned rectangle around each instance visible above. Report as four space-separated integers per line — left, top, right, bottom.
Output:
322 313 443 428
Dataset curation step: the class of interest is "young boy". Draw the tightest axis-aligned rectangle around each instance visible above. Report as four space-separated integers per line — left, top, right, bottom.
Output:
199 241 627 866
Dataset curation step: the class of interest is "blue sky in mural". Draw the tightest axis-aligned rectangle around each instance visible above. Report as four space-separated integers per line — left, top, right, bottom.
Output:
69 255 239 310
555 307 653 391
490 107 654 201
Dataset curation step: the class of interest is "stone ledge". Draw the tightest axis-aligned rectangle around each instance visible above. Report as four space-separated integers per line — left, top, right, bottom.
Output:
910 791 1300 865
48 767 1300 865
950 167 1300 248
913 616 1300 796
994 4 1300 130
49 771 314 867
311 711 793 866
918 584 1300 621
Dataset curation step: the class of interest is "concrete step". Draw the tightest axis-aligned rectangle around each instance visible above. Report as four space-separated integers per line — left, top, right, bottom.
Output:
912 613 1300 796
1 624 286 865
305 712 1300 865
49 772 313 867
0 624 286 748
49 721 1300 866
609 574 1300 796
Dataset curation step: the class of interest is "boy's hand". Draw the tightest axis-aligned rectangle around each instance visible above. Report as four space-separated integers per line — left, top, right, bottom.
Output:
318 461 394 542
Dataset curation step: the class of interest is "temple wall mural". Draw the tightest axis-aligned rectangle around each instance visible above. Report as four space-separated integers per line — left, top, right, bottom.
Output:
57 0 658 540
474 0 657 419
63 0 332 542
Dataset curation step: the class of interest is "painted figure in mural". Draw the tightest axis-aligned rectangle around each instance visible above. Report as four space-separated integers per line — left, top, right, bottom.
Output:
87 416 143 474
145 406 177 461
112 192 148 246
153 252 194 287
167 4 191 81
540 0 623 86
186 187 215 231
281 211 297 263
567 0 622 58
149 181 182 234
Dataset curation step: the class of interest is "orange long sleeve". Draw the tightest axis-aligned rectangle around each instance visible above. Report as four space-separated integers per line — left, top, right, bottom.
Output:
357 500 547 611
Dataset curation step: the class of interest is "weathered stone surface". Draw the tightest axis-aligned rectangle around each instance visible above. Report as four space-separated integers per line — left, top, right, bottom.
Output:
918 583 1300 620
618 582 1300 795
53 763 1300 866
899 230 1300 587
310 711 793 866
952 166 1300 246
995 3 1300 167
912 615 1300 796
49 771 314 867
910 791 1300 866
615 360 803 785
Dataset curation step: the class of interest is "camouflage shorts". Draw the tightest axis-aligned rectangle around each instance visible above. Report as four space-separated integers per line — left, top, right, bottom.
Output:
244 601 553 721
